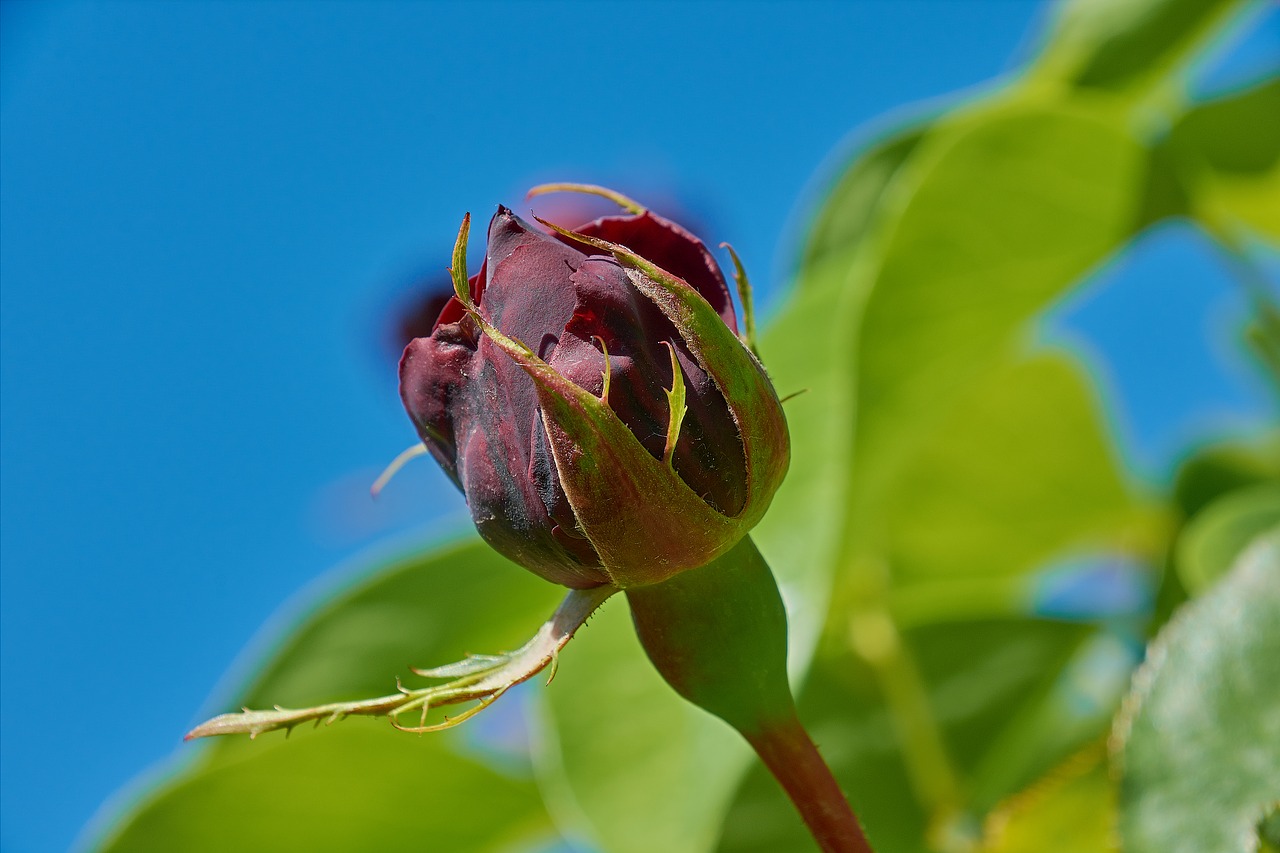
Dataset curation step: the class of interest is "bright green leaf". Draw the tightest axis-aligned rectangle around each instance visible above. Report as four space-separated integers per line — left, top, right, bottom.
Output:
1034 0 1245 93
99 726 554 853
842 98 1145 546
800 125 928 274
881 354 1153 588
1167 77 1280 239
1114 532 1280 853
1171 79 1280 176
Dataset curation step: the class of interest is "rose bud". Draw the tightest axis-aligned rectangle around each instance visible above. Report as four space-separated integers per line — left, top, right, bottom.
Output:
398 187 789 589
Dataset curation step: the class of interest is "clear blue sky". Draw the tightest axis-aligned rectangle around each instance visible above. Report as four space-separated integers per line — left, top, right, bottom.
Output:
1 2 1275 851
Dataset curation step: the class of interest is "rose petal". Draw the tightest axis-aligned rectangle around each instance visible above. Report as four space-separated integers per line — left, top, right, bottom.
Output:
572 211 738 333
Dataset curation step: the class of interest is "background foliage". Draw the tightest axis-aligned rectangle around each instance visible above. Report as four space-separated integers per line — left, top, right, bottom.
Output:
23 0 1277 850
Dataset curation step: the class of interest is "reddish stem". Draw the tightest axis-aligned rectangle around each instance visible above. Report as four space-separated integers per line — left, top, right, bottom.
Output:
744 713 873 853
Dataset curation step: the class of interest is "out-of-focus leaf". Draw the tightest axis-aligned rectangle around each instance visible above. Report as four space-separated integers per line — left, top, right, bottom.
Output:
1172 434 1280 519
711 89 1152 850
881 354 1151 588
978 743 1115 853
1175 483 1280 594
1114 533 1280 853
842 99 1144 549
94 537 563 849
1167 78 1280 239
1170 79 1280 176
716 337 1152 850
1034 0 1244 92
800 125 928 272
717 620 1095 853
100 726 553 853
1261 808 1280 852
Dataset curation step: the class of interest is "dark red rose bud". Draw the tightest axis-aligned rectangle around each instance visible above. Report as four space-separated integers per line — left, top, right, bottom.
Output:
399 190 789 588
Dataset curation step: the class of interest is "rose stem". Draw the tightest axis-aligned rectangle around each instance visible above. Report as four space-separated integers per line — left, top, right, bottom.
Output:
744 712 873 853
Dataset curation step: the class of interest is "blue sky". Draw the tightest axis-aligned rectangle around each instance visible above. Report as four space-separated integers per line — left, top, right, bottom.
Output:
1 2 1275 851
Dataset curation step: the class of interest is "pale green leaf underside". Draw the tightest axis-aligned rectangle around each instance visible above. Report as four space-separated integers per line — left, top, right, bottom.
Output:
1115 533 1280 853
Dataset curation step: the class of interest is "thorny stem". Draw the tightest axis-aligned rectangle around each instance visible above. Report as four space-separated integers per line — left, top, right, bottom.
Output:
185 584 616 740
745 713 874 853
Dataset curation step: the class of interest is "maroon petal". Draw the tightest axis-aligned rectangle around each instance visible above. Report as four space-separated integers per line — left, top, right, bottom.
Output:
572 211 739 333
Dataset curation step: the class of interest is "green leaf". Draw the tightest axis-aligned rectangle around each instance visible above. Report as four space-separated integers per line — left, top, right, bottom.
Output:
977 744 1116 853
1175 483 1280 594
94 537 564 848
1168 78 1280 239
880 354 1151 589
1114 532 1280 853
1171 79 1280 177
1034 0 1246 93
843 98 1145 541
799 124 929 273
100 726 553 853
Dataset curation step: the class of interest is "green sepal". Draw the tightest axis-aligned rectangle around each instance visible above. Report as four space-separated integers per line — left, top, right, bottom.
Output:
526 182 647 215
536 216 791 531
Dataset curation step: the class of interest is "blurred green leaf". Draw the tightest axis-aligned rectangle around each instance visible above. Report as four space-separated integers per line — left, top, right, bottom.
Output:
841 98 1144 551
100 726 553 853
1172 434 1280 519
1034 0 1245 93
977 744 1115 853
1153 78 1280 239
800 125 928 273
95 537 564 849
881 354 1151 589
1175 483 1280 594
715 352 1150 851
1170 79 1280 176
1114 532 1280 853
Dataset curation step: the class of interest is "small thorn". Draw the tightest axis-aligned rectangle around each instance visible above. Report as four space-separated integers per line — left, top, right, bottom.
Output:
545 649 561 685
661 342 688 466
593 335 612 406
779 388 809 404
371 443 429 497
